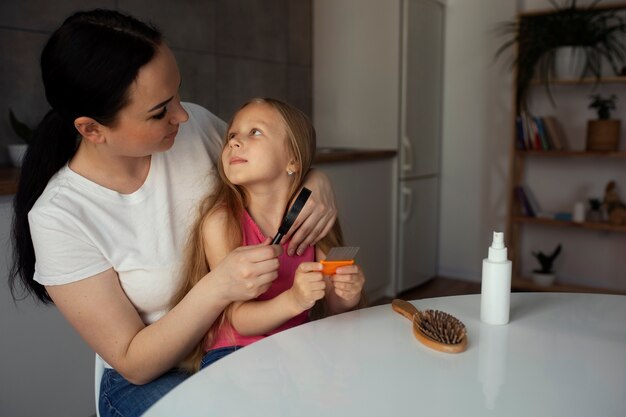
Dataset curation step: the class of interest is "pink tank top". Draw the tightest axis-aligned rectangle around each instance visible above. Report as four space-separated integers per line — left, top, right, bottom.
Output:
207 210 314 351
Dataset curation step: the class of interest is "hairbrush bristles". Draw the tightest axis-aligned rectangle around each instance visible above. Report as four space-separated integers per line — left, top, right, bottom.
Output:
391 299 468 353
414 310 467 345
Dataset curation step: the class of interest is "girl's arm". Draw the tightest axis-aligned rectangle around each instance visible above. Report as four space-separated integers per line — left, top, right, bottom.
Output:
284 169 338 256
203 208 325 336
316 247 365 314
47 240 280 385
228 262 326 336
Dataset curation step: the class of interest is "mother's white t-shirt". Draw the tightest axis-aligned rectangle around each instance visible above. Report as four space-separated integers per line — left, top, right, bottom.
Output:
30 103 224 324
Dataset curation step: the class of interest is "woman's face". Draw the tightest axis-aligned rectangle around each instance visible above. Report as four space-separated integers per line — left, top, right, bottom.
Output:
222 102 294 190
100 44 189 157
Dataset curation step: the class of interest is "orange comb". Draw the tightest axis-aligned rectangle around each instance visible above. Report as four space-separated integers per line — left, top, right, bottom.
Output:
320 247 359 275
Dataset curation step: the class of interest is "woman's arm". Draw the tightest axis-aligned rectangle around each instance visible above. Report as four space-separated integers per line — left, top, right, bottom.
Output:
284 169 338 256
47 242 280 385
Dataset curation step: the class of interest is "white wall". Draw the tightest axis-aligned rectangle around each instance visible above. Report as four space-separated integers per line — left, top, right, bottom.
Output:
438 0 516 281
0 197 95 417
313 0 400 150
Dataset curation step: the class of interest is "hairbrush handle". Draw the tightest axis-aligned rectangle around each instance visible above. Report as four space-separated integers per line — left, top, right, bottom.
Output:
391 299 418 321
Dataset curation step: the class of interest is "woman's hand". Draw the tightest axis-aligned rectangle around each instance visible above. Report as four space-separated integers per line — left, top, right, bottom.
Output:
327 264 365 313
284 169 337 256
287 262 326 312
208 241 282 303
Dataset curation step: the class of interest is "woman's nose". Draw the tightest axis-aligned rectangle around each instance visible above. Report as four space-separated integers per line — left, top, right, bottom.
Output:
170 99 189 124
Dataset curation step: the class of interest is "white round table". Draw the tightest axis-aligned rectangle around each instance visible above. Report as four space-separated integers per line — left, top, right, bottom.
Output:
144 293 626 417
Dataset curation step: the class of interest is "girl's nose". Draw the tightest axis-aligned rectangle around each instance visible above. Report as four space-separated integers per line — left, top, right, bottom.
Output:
228 138 241 148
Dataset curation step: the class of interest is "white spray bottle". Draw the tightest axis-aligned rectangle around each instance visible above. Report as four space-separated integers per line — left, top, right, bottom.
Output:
480 231 512 325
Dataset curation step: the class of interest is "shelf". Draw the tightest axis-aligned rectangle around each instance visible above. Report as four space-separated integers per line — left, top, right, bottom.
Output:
512 276 626 295
517 150 626 158
529 76 626 85
513 215 626 233
519 2 626 18
0 167 19 195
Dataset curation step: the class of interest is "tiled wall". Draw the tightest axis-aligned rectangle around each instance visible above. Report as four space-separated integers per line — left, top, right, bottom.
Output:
0 0 312 165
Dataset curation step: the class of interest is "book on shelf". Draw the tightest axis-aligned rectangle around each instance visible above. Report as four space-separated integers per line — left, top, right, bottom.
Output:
522 185 541 215
534 116 552 150
514 185 535 216
541 116 568 151
514 185 554 218
515 113 568 151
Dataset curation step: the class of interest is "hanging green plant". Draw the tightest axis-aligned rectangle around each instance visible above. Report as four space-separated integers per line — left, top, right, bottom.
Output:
495 0 626 110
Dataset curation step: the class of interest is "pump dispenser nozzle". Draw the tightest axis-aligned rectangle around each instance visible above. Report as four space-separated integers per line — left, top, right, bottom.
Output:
481 231 512 325
492 232 504 248
488 232 507 262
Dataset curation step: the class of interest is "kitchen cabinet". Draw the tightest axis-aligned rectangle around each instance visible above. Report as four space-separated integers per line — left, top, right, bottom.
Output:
315 153 395 301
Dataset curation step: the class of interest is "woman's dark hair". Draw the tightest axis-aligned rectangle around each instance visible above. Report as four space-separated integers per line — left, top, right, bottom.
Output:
10 9 162 303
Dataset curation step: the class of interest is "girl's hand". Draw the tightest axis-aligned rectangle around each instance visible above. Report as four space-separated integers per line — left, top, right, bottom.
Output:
209 241 282 303
329 264 365 310
288 262 326 312
284 169 337 256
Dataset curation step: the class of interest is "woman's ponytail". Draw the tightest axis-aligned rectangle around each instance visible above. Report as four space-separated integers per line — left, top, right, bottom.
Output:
10 110 78 303
9 9 162 303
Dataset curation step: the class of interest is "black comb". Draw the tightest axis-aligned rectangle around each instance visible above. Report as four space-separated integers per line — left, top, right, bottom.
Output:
271 187 312 245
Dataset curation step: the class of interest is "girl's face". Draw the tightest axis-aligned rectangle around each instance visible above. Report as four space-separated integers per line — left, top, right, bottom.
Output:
222 102 295 190
99 44 189 157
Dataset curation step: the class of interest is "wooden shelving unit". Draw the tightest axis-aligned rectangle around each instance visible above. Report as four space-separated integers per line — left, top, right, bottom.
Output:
530 75 626 85
506 5 626 295
512 215 626 233
512 276 626 295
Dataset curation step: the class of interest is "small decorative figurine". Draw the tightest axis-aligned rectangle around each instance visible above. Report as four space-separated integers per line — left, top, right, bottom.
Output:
603 180 626 225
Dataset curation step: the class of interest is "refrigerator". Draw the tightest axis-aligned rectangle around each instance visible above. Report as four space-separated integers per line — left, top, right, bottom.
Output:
396 0 445 293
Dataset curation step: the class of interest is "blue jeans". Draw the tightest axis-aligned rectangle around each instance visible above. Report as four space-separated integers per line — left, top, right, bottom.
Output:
99 368 190 417
200 346 241 369
99 347 241 416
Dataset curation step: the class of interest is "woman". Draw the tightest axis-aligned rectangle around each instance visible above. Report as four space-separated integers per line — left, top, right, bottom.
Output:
9 9 336 417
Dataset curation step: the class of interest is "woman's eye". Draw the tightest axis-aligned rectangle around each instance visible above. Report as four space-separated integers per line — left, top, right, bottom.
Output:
152 107 167 120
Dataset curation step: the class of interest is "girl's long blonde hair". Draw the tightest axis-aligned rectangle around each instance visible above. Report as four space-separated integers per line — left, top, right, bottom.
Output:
172 98 344 372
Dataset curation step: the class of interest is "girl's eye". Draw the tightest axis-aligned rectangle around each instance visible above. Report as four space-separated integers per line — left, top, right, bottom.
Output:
251 128 262 136
227 132 237 140
152 107 167 120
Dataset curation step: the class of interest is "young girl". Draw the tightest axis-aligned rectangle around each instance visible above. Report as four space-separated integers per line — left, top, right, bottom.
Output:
173 98 366 370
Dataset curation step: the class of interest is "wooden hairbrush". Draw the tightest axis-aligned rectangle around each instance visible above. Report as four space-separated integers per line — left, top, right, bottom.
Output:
391 299 468 353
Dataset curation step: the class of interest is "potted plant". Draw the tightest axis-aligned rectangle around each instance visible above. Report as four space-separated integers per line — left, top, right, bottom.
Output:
586 94 620 151
495 0 626 110
531 244 562 286
588 197 605 222
8 109 33 167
